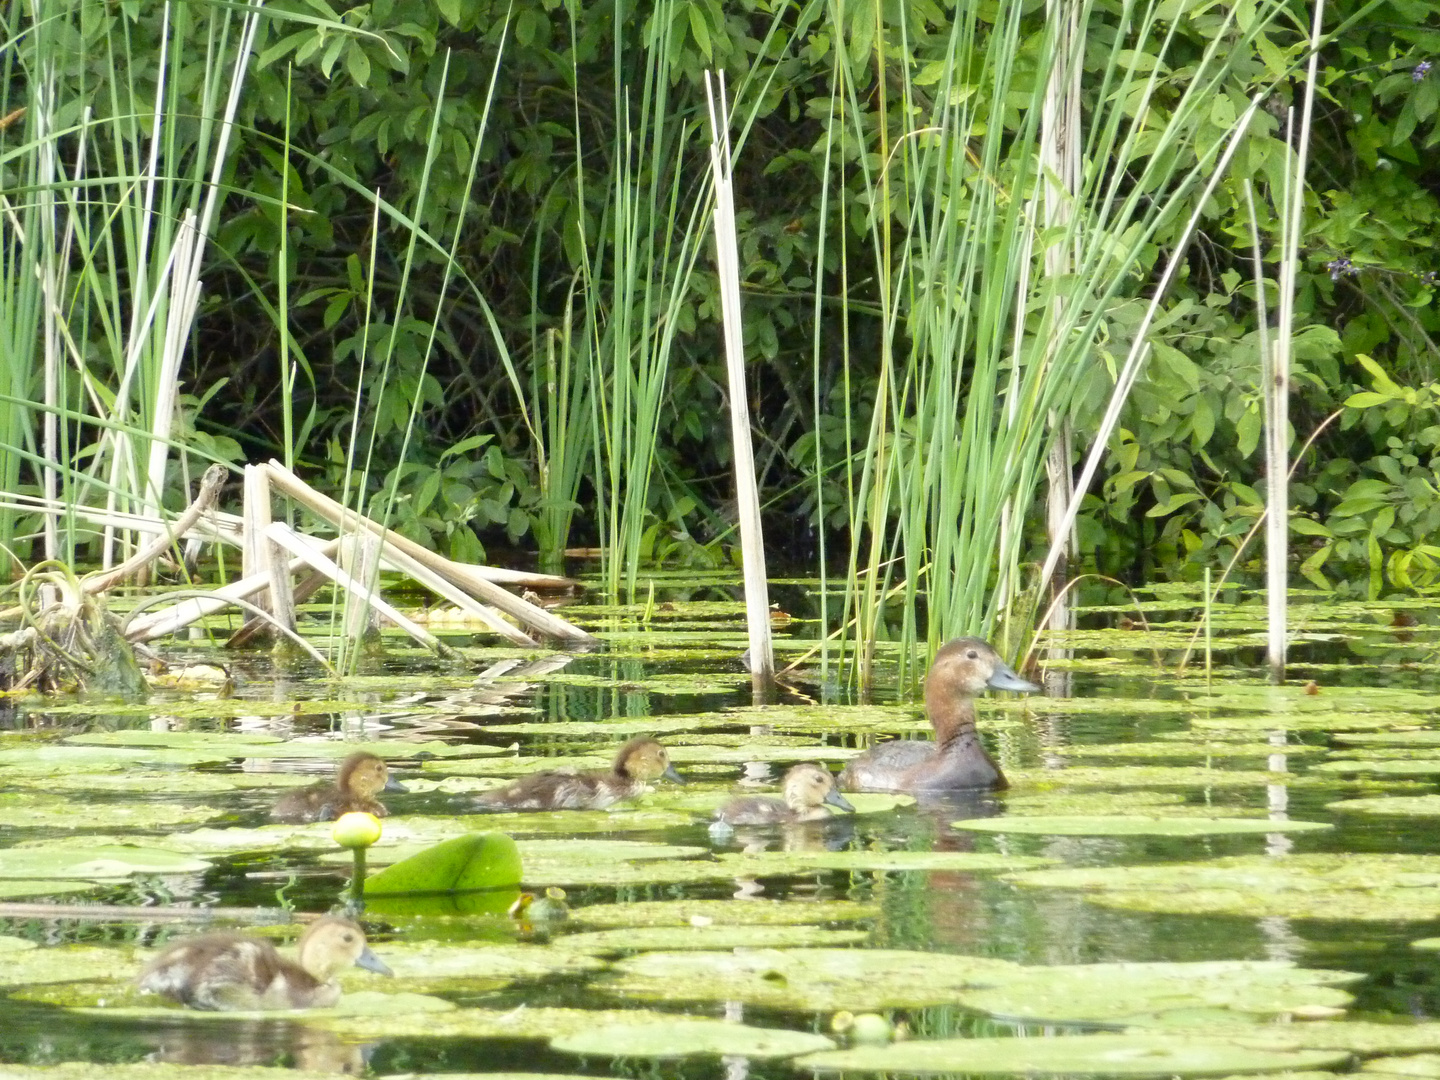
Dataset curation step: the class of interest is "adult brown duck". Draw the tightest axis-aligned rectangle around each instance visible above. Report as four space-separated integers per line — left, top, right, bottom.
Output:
839 637 1037 793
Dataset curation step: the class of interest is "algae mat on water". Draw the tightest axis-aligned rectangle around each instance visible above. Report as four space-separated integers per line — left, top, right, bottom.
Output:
792 1034 1351 1076
1008 854 1440 919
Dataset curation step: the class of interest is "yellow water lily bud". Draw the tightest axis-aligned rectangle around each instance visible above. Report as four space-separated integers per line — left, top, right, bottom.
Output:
332 811 382 849
847 1013 894 1045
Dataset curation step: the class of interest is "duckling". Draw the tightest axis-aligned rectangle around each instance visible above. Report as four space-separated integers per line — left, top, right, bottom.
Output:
471 736 684 811
839 637 1038 793
270 752 407 824
137 916 392 1011
713 762 855 826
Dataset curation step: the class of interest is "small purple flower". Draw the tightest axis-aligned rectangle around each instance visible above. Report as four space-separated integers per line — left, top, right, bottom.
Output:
1326 257 1357 282
1416 60 1433 82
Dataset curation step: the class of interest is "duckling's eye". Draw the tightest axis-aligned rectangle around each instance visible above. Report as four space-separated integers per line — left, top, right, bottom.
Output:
342 933 356 943
966 649 979 659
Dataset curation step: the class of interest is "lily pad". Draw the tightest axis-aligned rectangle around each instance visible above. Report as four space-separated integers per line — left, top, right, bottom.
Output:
648 790 911 816
550 1018 833 1059
76 988 455 1020
1001 790 1189 815
0 879 97 898
1365 1054 1440 1077
554 923 868 951
601 947 1023 1011
0 793 224 829
952 816 1332 837
0 935 37 952
1336 733 1440 747
1314 760 1440 777
312 1004 709 1040
569 899 879 927
0 844 210 879
1008 766 1299 788
952 961 1357 1025
344 941 605 994
364 833 522 894
1056 742 1323 759
718 849 1054 876
64 731 284 748
0 943 137 986
793 1034 1350 1075
1327 796 1440 817
0 1066 346 1080
0 746 231 774
1008 854 1440 920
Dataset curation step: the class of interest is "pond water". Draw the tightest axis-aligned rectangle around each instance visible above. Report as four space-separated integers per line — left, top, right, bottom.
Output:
3 577 1440 1080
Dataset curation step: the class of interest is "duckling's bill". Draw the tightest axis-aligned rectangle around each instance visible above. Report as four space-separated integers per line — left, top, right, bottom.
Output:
356 945 394 976
825 786 856 813
986 659 1040 693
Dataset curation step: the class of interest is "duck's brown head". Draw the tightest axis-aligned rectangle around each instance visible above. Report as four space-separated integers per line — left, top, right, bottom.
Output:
336 753 408 799
782 762 854 813
612 737 685 784
926 638 1039 700
296 917 392 982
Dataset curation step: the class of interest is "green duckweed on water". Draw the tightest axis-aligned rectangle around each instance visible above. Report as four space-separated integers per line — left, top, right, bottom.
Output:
791 1034 1352 1076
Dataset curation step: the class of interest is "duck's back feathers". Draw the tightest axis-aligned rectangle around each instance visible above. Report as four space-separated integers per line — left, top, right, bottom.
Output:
838 735 1005 792
714 795 822 826
137 917 388 1012
472 769 631 811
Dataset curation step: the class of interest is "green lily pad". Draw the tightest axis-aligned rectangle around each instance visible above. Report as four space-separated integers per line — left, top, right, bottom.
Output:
554 923 868 951
1056 742 1323 759
569 899 879 927
717 849 1054 876
1 771 311 794
953 816 1332 837
1008 766 1298 788
0 935 37 952
1364 1054 1440 1077
601 948 1023 1011
953 961 1357 1025
0 879 97 898
0 746 231 774
1328 796 1440 816
0 793 224 829
0 844 210 879
395 807 697 833
0 943 137 986
64 731 284 748
1314 760 1440 777
1008 854 1440 920
311 1004 706 1040
550 1018 834 1059
364 833 522 894
1336 733 1440 747
482 716 739 735
793 1034 1350 1075
1217 1020 1440 1054
1001 790 1189 815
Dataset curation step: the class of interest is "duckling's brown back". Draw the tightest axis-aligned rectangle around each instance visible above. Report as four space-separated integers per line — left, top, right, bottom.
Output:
139 931 327 1011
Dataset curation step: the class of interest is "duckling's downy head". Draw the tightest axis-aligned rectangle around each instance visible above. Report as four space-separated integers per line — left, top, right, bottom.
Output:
336 753 408 799
297 916 392 981
612 737 684 784
782 762 854 813
926 638 1039 700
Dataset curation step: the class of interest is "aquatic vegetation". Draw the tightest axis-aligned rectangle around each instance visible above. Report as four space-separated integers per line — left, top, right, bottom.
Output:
952 815 1332 837
549 1018 835 1059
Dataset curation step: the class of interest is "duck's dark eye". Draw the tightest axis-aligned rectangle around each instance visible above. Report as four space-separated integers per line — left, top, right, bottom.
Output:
966 649 978 659
343 933 355 943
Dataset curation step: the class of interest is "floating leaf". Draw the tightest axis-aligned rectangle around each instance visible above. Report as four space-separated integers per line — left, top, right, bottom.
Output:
1008 854 1440 920
649 790 911 816
0 746 230 775
0 944 137 986
952 961 1357 1025
1364 1054 1440 1077
0 936 37 953
601 948 1024 1011
569 899 879 928
0 844 209 879
1009 766 1299 787
312 1004 705 1040
554 924 868 952
793 1034 1350 1075
550 1018 834 1059
65 731 283 748
0 793 224 829
1315 760 1440 777
1056 742 1323 760
1328 796 1440 817
364 833 522 894
717 849 1053 876
953 816 1331 837
1002 791 1189 815
0 880 96 898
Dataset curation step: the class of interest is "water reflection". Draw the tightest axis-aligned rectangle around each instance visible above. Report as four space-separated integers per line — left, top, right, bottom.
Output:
143 1019 375 1074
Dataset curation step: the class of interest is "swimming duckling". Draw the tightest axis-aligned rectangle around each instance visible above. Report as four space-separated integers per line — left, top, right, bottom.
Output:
270 752 407 824
137 916 392 1011
472 736 684 811
839 637 1038 793
713 763 855 826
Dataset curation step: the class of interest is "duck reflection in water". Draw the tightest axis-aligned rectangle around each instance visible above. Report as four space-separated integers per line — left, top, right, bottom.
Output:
143 1023 375 1075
